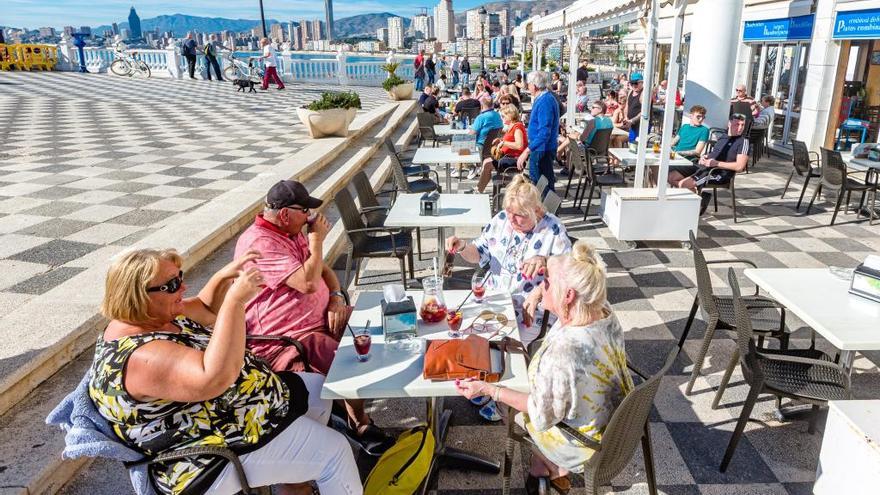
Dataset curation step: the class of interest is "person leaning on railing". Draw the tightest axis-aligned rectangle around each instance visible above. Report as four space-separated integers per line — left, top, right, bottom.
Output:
455 240 633 495
89 248 361 495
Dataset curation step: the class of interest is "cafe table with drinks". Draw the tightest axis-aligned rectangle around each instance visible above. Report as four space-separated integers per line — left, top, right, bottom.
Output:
322 278 530 494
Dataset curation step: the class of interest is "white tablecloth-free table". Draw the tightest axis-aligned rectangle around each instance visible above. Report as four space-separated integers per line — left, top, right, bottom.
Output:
814 400 880 495
744 268 880 371
840 151 880 173
412 146 484 190
434 124 472 136
608 148 693 168
384 193 492 254
322 290 529 491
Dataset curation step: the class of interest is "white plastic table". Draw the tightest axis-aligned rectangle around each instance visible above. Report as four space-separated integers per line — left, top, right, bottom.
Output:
744 268 880 371
384 193 492 251
434 124 472 136
608 148 693 168
840 151 880 172
412 146 484 190
814 400 880 495
322 290 528 492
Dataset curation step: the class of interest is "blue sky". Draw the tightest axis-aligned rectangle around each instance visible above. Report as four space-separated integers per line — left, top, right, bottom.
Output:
5 0 494 29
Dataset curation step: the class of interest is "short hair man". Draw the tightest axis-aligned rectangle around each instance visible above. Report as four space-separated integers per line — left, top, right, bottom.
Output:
517 71 559 193
234 180 393 453
671 105 710 161
668 114 750 214
752 95 776 130
624 73 645 142
453 87 481 116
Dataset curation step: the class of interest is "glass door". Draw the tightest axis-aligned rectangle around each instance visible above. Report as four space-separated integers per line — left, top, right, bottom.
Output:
783 43 809 144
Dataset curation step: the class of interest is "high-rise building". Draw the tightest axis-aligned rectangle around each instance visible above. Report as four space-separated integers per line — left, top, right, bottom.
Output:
38 27 55 38
290 25 303 50
412 14 433 40
324 0 334 42
312 19 325 41
119 27 131 40
466 10 480 39
387 17 404 50
270 23 284 42
433 0 454 43
287 22 296 43
377 27 388 44
63 26 75 36
128 7 142 39
111 23 119 35
496 9 510 36
467 10 500 39
299 19 312 48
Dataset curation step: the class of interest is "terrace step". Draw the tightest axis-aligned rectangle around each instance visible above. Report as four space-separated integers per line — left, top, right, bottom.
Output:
0 100 418 495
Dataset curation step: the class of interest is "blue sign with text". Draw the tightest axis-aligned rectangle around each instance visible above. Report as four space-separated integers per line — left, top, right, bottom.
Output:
743 14 814 42
833 8 880 40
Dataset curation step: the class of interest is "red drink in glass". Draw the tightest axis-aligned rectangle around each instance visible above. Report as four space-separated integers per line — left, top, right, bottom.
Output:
354 334 371 362
446 310 463 338
420 296 447 323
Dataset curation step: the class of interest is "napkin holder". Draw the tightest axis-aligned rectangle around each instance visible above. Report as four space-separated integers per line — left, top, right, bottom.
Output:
452 134 476 155
381 296 418 342
420 191 440 216
849 264 880 303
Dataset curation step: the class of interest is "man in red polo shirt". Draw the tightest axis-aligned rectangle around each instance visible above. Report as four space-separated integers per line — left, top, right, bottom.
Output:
235 180 392 455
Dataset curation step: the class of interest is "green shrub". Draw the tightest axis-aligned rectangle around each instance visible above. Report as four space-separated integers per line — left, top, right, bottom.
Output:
380 62 409 91
306 91 362 111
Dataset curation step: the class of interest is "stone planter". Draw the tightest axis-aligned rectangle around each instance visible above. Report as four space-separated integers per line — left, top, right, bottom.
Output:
386 82 414 101
296 107 357 138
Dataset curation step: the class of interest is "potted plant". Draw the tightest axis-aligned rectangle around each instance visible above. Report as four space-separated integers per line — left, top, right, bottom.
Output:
296 91 362 138
381 62 414 101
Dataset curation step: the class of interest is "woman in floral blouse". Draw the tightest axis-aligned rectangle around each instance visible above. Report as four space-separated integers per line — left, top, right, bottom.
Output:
89 248 360 495
455 240 633 495
446 174 571 421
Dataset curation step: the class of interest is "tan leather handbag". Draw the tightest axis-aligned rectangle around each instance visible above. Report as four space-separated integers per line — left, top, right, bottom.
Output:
423 335 525 383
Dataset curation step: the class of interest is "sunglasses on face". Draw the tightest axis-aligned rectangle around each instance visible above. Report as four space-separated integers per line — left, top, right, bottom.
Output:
286 206 310 215
147 271 184 294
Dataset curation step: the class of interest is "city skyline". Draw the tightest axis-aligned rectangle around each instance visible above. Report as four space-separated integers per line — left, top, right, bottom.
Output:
2 0 495 30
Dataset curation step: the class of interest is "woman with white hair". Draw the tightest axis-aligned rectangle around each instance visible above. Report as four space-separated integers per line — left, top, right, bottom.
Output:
455 240 633 494
446 174 571 421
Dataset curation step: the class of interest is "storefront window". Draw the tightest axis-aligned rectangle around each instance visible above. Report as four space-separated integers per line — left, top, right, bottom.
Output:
748 45 762 96
787 44 810 142
772 44 797 141
762 46 778 101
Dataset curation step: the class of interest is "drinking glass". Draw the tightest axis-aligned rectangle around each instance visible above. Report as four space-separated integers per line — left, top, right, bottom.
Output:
353 327 372 362
446 310 463 338
471 272 487 304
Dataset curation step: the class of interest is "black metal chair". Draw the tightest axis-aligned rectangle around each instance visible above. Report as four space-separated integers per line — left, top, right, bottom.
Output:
542 189 562 215
588 127 613 161
417 112 451 147
501 347 680 495
336 187 414 287
351 170 422 258
383 137 430 177
719 268 851 473
704 173 741 223
781 140 821 211
389 148 442 199
579 146 625 221
806 148 877 225
681 230 789 403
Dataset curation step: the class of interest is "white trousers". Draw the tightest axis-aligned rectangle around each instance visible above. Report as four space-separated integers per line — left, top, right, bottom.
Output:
209 372 362 495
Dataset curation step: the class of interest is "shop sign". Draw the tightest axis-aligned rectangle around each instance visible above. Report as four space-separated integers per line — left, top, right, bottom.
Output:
743 14 814 42
833 8 880 40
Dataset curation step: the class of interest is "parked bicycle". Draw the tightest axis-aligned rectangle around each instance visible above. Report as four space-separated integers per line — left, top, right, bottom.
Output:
223 52 263 83
109 42 151 78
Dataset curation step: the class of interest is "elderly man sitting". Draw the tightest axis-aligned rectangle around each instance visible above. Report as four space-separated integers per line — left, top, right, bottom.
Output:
234 180 393 455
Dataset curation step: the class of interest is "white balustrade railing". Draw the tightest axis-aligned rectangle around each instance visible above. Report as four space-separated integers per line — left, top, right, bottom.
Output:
60 44 415 87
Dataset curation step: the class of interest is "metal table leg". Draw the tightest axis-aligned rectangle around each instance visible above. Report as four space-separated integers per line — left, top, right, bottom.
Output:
445 162 452 191
420 396 501 494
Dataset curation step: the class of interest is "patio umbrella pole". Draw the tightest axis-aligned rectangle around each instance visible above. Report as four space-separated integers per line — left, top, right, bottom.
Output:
633 0 659 188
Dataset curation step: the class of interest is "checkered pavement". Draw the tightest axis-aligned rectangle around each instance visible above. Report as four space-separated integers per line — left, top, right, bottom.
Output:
343 150 880 495
0 72 386 308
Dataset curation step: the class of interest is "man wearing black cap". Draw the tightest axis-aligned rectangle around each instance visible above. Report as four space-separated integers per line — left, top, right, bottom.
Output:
668 114 750 214
234 180 393 455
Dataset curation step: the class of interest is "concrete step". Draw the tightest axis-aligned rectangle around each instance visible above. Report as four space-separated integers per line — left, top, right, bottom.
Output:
0 101 407 421
0 101 419 495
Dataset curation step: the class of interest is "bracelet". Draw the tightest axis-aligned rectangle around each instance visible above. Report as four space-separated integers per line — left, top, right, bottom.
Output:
492 384 503 403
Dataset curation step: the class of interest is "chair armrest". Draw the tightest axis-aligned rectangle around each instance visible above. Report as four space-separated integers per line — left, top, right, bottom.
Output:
426 169 442 187
556 422 603 451
376 188 397 196
705 258 758 268
344 227 405 253
148 446 255 494
759 351 849 380
359 206 390 213
808 151 820 163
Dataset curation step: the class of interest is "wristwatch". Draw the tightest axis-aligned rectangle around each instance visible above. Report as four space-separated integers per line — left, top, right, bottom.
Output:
329 290 346 301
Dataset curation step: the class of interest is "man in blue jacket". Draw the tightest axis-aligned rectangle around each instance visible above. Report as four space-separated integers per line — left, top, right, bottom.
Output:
517 71 559 194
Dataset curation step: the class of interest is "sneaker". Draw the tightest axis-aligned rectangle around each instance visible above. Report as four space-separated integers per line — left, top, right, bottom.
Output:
466 167 479 180
478 400 503 422
450 167 461 178
470 395 490 406
700 191 713 215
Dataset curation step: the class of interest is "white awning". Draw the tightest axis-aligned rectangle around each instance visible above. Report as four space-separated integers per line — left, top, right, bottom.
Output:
531 0 647 37
622 13 693 45
741 0 813 21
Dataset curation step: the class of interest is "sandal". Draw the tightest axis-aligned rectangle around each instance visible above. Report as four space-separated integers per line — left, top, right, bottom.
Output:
332 414 395 457
525 474 570 495
470 394 491 406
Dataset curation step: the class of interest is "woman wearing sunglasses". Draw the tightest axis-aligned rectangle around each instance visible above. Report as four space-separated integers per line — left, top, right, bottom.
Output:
88 248 361 495
445 175 572 421
455 240 632 495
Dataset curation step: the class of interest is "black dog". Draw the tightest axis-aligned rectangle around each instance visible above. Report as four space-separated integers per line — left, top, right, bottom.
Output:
233 79 256 93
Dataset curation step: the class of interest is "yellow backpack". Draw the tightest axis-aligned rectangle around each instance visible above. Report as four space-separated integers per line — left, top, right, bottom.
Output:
364 425 435 495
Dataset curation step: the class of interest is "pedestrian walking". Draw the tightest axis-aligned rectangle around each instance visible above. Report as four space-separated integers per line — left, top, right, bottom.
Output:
451 54 461 88
426 53 436 85
204 34 223 81
414 49 426 91
461 56 472 89
260 37 285 90
181 33 197 79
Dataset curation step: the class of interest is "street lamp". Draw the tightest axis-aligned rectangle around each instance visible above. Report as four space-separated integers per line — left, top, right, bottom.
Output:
478 6 487 71
258 0 268 38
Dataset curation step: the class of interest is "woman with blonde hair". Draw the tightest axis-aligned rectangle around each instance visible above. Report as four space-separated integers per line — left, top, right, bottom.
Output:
471 104 528 194
89 248 361 495
456 240 633 494
446 174 571 421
